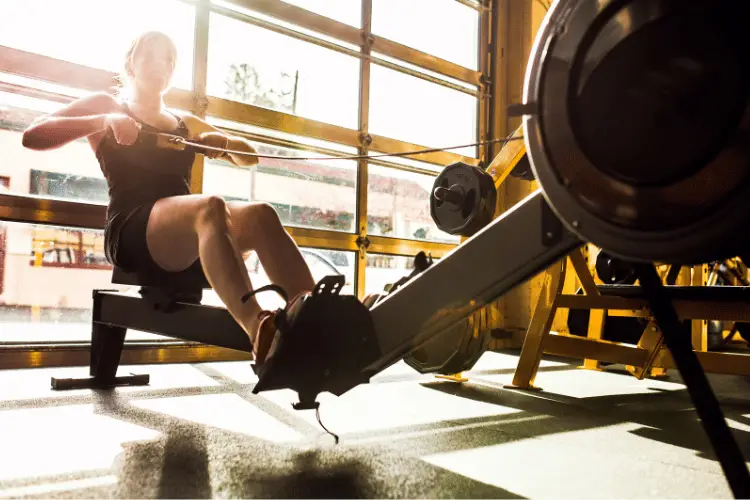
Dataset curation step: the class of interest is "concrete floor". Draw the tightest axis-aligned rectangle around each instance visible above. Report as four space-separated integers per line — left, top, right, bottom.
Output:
0 350 749 498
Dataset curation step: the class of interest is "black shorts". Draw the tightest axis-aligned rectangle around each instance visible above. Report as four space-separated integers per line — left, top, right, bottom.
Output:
105 202 202 275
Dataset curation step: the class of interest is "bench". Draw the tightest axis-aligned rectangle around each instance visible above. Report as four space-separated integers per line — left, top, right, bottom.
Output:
51 264 252 390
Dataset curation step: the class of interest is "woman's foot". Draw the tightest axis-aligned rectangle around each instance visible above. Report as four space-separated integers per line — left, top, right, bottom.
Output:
253 310 279 364
251 292 309 366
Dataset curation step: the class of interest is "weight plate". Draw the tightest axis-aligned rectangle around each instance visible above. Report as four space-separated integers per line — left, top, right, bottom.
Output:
430 163 497 237
595 251 638 285
509 154 536 181
523 0 750 264
404 319 491 375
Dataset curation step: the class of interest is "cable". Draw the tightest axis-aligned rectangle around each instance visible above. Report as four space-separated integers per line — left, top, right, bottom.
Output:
315 404 339 444
144 130 525 162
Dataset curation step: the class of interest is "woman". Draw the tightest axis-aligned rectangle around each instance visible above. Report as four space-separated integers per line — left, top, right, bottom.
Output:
21 30 315 365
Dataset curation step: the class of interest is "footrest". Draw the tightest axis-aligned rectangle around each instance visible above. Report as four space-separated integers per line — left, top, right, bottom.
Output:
51 374 150 391
251 275 381 407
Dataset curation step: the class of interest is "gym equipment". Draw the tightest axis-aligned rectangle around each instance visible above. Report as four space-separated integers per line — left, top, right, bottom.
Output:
595 251 637 285
64 0 750 493
521 0 750 265
385 252 434 294
519 3 750 488
403 311 491 374
255 193 582 402
509 154 535 181
255 0 750 492
51 265 252 390
430 162 497 237
363 252 434 310
566 288 647 344
251 275 379 409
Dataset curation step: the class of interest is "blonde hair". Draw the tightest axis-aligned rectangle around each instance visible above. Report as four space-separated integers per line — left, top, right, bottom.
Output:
113 31 178 97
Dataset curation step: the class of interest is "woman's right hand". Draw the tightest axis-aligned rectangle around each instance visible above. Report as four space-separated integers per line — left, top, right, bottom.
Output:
104 113 141 146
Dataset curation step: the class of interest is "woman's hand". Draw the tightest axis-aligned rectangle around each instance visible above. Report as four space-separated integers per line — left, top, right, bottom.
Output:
104 113 141 146
198 131 230 159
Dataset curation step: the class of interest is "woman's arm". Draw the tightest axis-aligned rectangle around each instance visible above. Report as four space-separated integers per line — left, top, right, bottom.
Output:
22 92 118 151
181 114 260 167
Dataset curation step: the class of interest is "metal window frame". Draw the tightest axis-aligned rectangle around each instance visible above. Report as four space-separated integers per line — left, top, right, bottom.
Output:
0 0 492 368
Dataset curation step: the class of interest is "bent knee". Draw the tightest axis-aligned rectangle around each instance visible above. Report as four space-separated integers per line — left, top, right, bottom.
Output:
236 202 284 239
246 202 284 236
196 195 230 228
253 202 282 226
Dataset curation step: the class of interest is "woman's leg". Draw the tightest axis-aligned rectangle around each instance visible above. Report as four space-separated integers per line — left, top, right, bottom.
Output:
227 201 316 298
144 195 265 344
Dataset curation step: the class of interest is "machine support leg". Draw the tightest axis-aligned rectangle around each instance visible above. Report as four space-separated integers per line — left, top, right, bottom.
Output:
636 264 750 498
90 323 127 381
51 322 149 391
508 258 566 389
569 249 606 370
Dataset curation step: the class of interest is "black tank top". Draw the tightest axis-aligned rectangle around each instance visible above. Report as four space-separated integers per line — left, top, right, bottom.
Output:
96 102 195 220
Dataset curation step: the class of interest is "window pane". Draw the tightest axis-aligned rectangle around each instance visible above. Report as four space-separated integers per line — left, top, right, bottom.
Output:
368 164 460 244
369 65 477 156
372 0 479 70
0 221 166 343
202 144 357 233
207 13 360 129
365 253 439 296
206 116 358 154
204 248 356 310
0 0 195 91
0 92 107 204
282 0 362 27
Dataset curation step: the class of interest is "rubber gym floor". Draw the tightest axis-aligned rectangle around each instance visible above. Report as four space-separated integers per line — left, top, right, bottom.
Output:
0 350 748 499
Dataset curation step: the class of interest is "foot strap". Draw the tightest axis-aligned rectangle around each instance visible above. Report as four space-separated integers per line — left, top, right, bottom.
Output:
241 284 289 305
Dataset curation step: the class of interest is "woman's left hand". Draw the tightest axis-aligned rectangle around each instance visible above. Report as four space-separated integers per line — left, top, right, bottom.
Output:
197 131 230 159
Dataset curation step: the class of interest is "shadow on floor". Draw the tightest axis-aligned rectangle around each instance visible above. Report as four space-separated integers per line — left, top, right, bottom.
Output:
421 377 750 463
95 388 527 499
221 448 526 499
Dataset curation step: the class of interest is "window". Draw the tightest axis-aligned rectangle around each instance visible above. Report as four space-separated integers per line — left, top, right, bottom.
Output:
0 0 196 90
208 248 356 310
202 143 358 233
0 92 106 201
206 13 360 129
372 0 479 70
0 221 164 343
30 170 109 204
367 164 460 244
365 253 431 295
369 64 478 156
30 227 109 269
